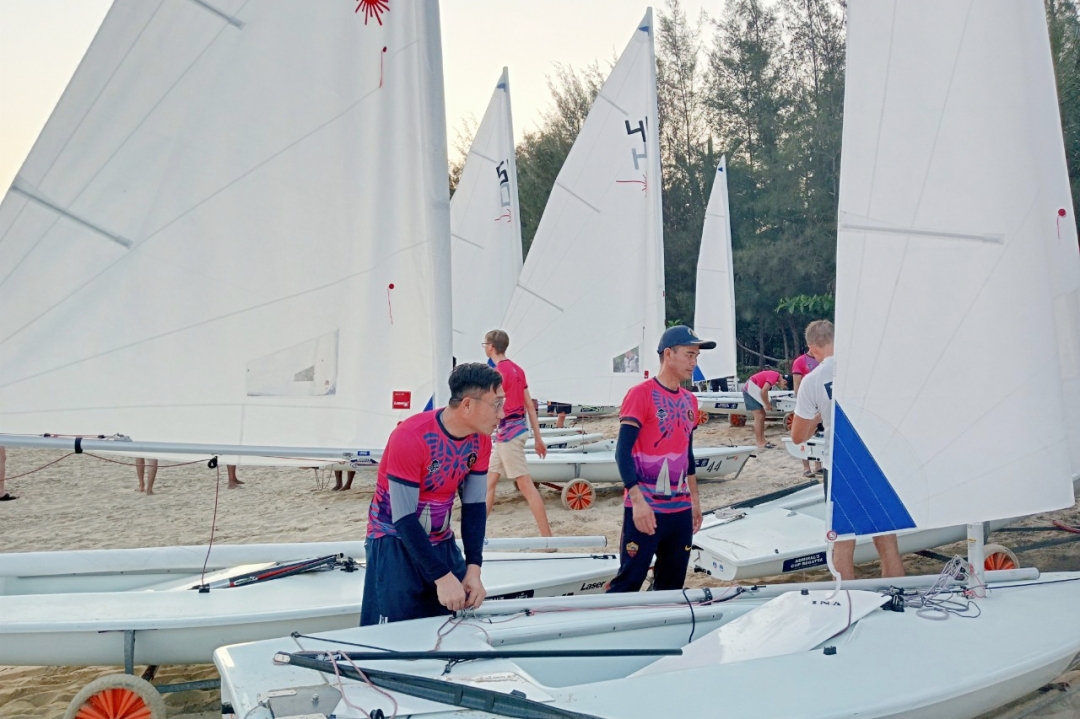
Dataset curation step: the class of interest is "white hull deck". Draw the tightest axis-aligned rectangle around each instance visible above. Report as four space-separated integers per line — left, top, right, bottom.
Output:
695 390 792 419
525 445 755 483
0 543 618 667
214 573 1080 719
690 480 1067 581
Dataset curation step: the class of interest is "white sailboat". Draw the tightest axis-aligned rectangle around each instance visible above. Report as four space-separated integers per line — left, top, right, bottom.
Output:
0 0 451 462
694 0 1080 581
0 1 620 692
499 9 666 407
451 67 523 366
692 156 737 387
500 9 753 485
690 159 793 422
212 3 1080 718
0 538 619 668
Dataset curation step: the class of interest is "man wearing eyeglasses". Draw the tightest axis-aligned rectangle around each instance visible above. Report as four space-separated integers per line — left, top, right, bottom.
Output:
482 330 552 537
360 363 505 625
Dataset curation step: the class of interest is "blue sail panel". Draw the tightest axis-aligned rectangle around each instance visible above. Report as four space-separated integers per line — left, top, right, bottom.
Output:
830 402 916 536
692 366 705 383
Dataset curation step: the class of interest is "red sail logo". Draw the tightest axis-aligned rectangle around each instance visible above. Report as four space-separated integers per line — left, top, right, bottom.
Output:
354 0 389 25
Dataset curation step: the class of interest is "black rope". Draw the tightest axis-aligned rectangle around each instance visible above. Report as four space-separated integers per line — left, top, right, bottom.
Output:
291 632 398 654
682 588 697 644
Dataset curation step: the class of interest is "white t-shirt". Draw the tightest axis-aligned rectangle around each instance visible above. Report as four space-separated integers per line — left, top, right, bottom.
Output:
794 356 834 465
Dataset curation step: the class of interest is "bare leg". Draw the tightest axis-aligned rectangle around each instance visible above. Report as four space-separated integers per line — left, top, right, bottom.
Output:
814 461 823 473
833 539 856 580
873 534 905 578
227 464 242 488
801 459 812 476
514 475 553 537
136 457 146 492
485 471 501 516
555 412 566 429
332 469 344 490
342 471 355 490
144 459 159 495
752 409 767 448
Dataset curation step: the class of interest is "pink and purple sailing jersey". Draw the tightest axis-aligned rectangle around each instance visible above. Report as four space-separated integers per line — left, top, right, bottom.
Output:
745 369 782 392
620 379 699 513
367 409 491 542
494 359 529 442
791 353 819 377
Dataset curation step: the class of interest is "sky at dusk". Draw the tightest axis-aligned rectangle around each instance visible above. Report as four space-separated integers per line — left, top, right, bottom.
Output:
0 0 723 190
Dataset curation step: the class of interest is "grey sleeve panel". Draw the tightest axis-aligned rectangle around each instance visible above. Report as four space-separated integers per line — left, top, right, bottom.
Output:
388 476 420 523
460 472 487 504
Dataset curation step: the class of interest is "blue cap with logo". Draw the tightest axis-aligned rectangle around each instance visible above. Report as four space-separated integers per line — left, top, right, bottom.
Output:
657 325 716 353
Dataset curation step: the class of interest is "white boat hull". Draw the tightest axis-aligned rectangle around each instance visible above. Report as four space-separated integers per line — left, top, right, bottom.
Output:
525 445 754 483
695 391 792 419
214 573 1080 719
691 483 1047 581
0 545 618 667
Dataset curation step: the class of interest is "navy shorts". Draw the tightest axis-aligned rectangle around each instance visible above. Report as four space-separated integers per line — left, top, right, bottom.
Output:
360 535 466 626
606 506 693 593
547 402 572 415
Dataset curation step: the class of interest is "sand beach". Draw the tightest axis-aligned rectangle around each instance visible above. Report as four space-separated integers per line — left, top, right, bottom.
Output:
0 415 1078 718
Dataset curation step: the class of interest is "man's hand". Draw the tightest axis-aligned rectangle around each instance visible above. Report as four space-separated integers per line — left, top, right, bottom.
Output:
533 436 547 460
434 572 467 611
462 565 486 608
692 497 703 533
629 487 656 535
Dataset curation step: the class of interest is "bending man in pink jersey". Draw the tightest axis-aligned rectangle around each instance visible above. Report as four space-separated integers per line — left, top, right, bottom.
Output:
743 367 788 450
607 326 710 593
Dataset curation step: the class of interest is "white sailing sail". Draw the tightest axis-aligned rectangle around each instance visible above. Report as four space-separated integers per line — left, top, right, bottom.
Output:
693 156 738 383
0 1 452 457
450 67 523 365
499 8 665 405
830 0 1080 535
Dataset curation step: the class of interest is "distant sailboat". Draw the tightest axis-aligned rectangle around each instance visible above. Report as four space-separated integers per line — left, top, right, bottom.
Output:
500 9 665 406
692 156 738 386
451 68 522 366
0 0 452 463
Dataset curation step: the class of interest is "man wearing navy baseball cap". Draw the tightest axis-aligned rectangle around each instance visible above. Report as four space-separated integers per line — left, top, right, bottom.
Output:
607 325 713 593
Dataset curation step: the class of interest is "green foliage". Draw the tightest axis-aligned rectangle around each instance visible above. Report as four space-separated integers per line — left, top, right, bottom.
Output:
1047 0 1080 236
776 293 835 317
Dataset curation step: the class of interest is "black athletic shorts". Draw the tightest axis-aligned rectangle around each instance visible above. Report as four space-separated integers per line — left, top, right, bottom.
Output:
547 402 572 415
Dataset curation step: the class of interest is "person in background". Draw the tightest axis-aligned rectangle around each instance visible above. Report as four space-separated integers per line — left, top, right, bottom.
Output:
332 469 355 491
0 448 13 501
483 330 552 537
360 363 503 625
546 401 572 428
743 368 789 450
791 349 824 477
607 326 710 593
227 464 243 489
791 319 904 580
136 457 159 495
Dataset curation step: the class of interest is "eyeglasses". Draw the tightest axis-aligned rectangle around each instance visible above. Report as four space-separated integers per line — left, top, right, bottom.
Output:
480 342 492 347
476 396 505 412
